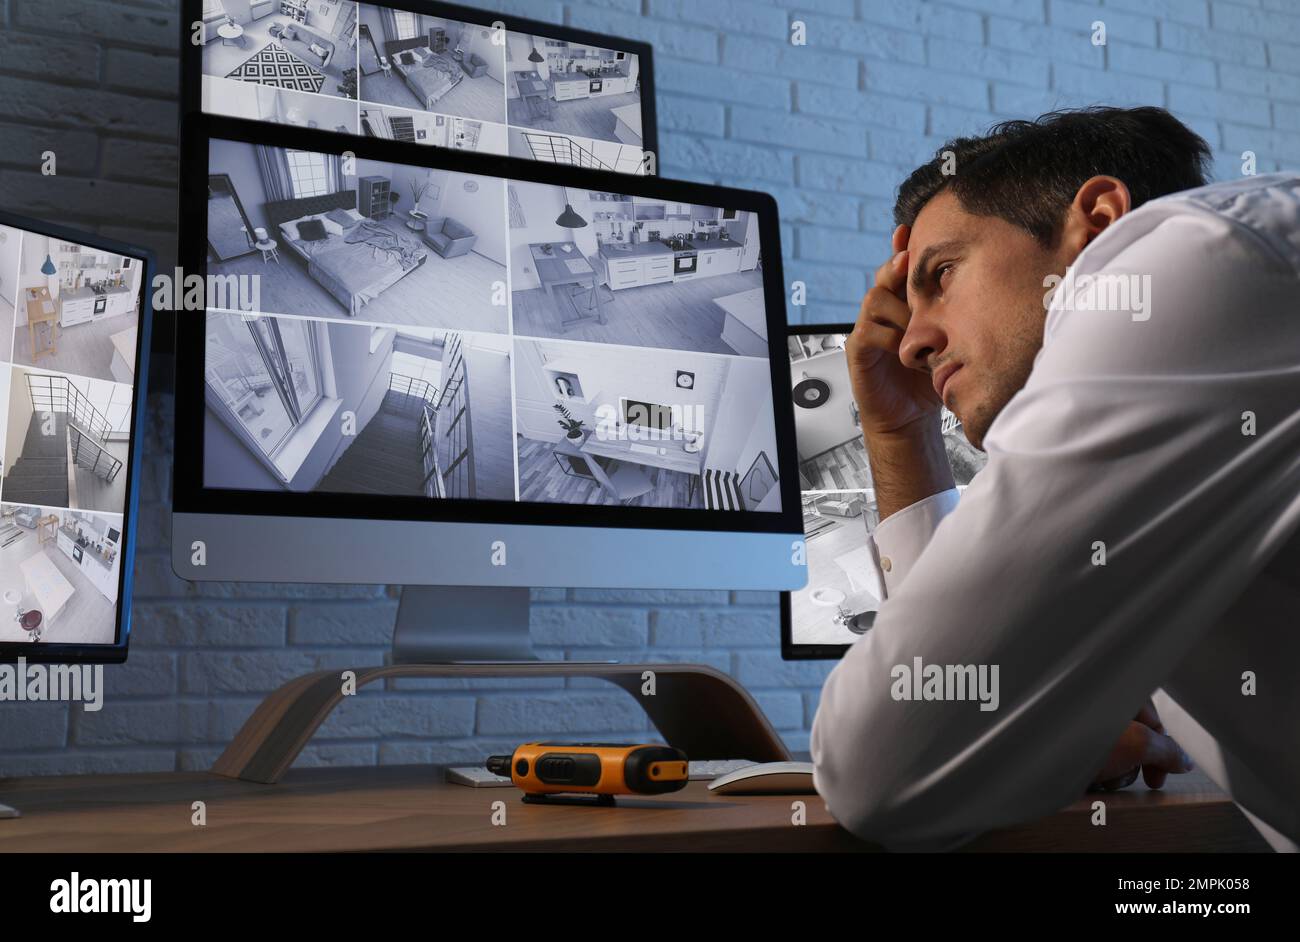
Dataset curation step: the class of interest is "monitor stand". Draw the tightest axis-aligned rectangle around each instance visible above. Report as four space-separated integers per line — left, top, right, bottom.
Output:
211 586 791 783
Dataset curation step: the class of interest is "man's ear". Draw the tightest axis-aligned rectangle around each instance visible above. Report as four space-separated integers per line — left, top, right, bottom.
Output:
1063 175 1132 254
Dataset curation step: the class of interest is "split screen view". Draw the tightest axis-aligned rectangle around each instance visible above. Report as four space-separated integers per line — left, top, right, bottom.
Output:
0 223 144 646
200 1 650 175
204 137 781 513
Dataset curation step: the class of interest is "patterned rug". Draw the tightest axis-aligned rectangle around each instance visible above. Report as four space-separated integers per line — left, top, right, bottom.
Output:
225 41 325 94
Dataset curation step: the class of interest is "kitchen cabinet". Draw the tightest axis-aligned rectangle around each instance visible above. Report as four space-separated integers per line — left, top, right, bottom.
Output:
60 295 95 327
691 205 719 222
552 78 589 101
632 198 665 220
605 253 673 290
663 202 691 219
698 246 743 275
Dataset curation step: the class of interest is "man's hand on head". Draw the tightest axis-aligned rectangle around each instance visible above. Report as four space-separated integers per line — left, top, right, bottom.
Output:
846 224 954 520
1089 699 1194 791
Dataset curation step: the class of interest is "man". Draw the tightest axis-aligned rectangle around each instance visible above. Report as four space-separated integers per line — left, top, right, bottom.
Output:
809 107 1300 851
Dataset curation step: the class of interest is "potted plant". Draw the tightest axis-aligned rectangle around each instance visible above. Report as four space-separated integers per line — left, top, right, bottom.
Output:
553 403 585 441
338 67 358 99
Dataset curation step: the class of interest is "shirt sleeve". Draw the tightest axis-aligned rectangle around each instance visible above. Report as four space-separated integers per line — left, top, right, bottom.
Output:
867 488 961 598
810 198 1300 849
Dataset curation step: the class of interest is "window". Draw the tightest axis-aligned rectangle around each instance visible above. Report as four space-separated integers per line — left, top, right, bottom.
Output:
393 11 418 40
205 312 324 459
285 150 329 198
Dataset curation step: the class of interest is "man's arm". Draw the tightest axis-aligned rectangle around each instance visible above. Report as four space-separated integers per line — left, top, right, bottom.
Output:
811 201 1300 848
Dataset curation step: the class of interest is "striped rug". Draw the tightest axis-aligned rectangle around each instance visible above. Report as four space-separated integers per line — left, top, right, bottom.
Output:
226 42 326 94
702 468 744 510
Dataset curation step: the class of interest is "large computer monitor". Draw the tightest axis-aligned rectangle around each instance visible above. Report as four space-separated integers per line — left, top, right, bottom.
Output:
171 116 803 659
781 324 984 659
0 212 154 664
186 0 657 175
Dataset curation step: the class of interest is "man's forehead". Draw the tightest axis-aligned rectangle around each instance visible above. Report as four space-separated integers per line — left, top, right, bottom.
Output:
907 189 978 249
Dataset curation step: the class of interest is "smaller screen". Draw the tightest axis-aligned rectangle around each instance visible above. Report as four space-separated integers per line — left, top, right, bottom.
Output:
0 221 146 647
197 1 652 175
788 330 985 648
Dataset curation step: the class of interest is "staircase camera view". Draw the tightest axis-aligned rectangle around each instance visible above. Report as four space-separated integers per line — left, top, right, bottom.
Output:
789 331 986 646
199 2 651 175
0 223 143 646
202 136 782 512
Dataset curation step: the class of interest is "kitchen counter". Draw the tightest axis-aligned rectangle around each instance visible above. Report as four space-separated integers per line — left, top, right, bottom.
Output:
610 103 642 144
61 284 131 301
59 525 115 568
549 67 629 80
599 241 674 259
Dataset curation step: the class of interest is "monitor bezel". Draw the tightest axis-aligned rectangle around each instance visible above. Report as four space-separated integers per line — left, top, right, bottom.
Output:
178 0 659 173
173 114 802 537
0 210 155 666
781 321 862 661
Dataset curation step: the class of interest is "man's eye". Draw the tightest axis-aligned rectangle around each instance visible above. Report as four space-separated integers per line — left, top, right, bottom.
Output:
936 264 954 283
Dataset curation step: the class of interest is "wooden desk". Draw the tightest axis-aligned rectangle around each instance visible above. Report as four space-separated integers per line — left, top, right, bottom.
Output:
24 287 58 362
529 241 604 331
0 765 1268 852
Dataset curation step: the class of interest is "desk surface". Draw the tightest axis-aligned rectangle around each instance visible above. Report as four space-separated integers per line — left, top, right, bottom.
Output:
0 764 1268 852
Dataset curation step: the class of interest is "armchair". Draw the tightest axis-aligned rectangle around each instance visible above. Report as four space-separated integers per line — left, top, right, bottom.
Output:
461 52 488 78
422 217 478 259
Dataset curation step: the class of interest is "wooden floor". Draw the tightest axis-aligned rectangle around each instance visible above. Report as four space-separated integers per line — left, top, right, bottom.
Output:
358 69 506 124
0 531 115 644
72 439 129 514
507 90 642 144
791 501 878 646
511 270 764 355
460 344 516 501
800 436 871 491
210 225 509 334
516 435 703 509
11 311 134 383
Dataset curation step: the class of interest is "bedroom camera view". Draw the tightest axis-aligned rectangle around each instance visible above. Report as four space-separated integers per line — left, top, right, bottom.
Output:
199 2 651 174
789 331 986 646
0 223 143 647
201 135 781 511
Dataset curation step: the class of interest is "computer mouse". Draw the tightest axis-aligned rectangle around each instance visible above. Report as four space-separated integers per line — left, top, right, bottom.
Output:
706 761 817 795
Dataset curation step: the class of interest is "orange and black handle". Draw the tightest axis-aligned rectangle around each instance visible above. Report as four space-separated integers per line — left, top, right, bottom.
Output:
487 742 689 798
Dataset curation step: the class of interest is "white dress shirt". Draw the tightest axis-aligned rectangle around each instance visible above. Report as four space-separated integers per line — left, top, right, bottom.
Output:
810 172 1300 852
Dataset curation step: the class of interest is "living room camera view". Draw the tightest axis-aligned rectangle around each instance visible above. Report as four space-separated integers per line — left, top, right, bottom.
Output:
199 2 650 174
201 136 781 512
0 223 142 647
789 331 985 646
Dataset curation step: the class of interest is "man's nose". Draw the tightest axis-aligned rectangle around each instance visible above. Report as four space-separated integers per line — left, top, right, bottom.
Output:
898 309 947 372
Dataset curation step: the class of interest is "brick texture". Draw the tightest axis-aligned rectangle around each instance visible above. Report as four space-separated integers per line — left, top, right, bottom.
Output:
0 0 1293 776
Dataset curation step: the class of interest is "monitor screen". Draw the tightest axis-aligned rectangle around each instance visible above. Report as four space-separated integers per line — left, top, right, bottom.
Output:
0 215 151 659
782 327 985 656
183 120 793 535
190 0 656 176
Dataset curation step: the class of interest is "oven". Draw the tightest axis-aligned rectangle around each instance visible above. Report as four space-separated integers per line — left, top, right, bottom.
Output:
673 252 697 277
73 545 83 564
589 78 602 94
93 295 107 315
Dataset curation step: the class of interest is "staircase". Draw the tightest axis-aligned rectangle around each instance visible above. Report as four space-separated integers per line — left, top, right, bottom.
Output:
317 389 428 496
3 413 70 506
522 131 615 171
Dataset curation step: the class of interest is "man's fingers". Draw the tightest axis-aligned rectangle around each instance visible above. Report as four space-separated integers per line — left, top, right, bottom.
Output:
850 318 904 356
872 248 909 295
891 224 911 255
1135 698 1164 733
860 285 910 333
1136 724 1194 790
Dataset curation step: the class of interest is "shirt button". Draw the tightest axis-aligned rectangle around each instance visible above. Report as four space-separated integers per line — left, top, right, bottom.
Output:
880 556 892 572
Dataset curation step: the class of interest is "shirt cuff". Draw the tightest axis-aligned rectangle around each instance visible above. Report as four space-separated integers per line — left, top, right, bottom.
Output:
866 488 961 598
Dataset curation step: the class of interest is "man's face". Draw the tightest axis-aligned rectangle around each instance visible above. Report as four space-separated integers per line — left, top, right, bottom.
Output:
900 189 1077 449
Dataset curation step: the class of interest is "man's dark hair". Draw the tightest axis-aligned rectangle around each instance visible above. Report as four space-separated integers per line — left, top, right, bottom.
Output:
894 106 1212 246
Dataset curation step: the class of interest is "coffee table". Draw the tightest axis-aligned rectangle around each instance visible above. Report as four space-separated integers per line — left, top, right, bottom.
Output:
218 22 245 47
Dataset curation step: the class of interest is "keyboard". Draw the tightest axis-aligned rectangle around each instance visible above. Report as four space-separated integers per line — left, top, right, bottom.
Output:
444 759 758 787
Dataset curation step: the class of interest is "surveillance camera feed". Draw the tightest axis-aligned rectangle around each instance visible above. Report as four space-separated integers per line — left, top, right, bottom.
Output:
789 329 986 646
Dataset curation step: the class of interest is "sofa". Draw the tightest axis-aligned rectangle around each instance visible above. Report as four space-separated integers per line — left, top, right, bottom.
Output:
13 506 40 529
279 22 336 70
461 52 488 78
422 217 477 259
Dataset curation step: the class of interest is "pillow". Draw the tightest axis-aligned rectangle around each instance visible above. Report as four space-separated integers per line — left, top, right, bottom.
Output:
399 51 415 65
279 213 318 242
282 24 297 41
324 208 356 229
297 219 329 242
309 41 328 59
